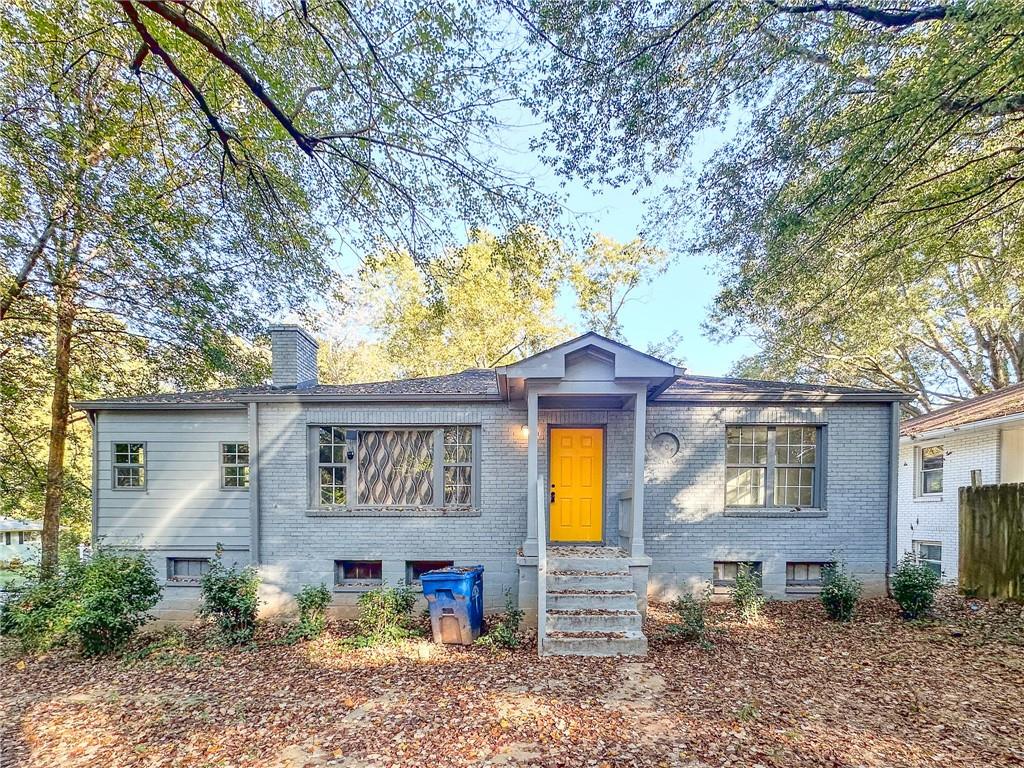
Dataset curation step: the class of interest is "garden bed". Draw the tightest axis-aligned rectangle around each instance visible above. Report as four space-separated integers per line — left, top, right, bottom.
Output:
2 593 1022 767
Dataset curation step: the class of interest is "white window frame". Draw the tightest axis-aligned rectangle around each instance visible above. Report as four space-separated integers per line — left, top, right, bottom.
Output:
310 426 480 509
112 442 147 490
912 540 942 577
220 442 250 490
725 425 825 509
917 443 944 497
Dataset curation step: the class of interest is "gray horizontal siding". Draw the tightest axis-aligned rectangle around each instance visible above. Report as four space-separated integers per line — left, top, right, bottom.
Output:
96 409 250 548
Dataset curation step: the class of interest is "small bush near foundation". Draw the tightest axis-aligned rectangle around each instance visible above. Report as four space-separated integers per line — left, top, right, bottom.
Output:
667 583 718 650
478 589 524 650
0 570 79 652
342 583 419 648
284 584 332 643
891 554 940 619
200 545 260 645
820 563 861 622
733 564 766 622
71 551 162 655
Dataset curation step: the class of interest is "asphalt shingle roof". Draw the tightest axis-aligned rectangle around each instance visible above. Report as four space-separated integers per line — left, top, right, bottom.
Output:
660 374 902 398
900 383 1024 436
75 366 908 409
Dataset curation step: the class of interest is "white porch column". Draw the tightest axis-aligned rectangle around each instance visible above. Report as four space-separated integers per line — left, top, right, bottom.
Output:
524 388 540 556
630 390 646 556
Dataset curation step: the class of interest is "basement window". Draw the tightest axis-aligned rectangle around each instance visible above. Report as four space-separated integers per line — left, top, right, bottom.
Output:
167 557 211 583
786 561 832 592
405 560 454 586
712 561 762 593
335 560 382 587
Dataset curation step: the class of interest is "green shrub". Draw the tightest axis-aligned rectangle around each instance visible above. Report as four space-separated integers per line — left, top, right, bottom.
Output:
285 584 332 642
70 551 161 655
200 545 260 644
477 589 524 650
0 573 79 652
820 562 861 622
342 583 418 647
667 583 718 649
1 552 160 655
732 564 765 622
891 554 940 619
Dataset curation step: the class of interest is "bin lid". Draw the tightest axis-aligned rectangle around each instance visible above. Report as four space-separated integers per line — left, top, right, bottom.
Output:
420 565 484 580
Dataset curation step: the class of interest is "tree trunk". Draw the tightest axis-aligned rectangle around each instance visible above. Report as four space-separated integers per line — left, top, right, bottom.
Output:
40 282 75 576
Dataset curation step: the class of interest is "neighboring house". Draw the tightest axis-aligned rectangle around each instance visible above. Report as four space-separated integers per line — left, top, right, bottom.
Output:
75 327 909 655
0 518 43 567
898 384 1024 582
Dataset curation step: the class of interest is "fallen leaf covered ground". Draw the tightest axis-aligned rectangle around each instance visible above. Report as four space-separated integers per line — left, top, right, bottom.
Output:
2 593 1023 767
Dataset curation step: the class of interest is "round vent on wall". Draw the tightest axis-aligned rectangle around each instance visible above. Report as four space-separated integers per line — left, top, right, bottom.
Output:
650 432 680 460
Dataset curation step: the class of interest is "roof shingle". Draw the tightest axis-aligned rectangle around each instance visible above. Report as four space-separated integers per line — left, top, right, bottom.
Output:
900 383 1024 436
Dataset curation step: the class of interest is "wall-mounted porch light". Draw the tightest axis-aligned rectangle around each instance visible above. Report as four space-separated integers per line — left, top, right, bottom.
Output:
520 424 530 438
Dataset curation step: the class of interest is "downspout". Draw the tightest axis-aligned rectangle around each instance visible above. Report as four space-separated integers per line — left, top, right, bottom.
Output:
248 402 260 565
89 410 99 548
886 400 900 596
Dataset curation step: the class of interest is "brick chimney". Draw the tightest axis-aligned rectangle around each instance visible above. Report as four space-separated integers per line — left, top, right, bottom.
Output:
268 325 319 388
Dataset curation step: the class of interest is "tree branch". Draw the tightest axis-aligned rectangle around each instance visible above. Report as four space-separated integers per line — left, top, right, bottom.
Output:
0 218 59 321
119 1 237 163
137 0 318 155
764 1 951 28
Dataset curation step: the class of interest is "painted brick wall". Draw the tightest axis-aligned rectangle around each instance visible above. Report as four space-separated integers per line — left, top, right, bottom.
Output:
256 403 636 615
644 403 892 598
897 428 1000 581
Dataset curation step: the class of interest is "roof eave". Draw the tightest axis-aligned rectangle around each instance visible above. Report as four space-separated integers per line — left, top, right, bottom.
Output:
231 392 504 404
653 391 914 404
72 401 247 412
900 410 1024 442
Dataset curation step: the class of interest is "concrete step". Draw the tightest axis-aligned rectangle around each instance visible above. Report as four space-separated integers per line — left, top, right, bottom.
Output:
546 590 638 611
543 631 648 657
546 570 633 592
546 609 642 633
547 554 631 573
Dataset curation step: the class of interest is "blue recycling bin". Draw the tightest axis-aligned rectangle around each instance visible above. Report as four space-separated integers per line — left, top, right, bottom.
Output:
421 565 484 645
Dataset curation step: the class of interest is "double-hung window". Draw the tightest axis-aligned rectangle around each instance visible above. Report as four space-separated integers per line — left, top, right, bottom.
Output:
313 426 478 509
112 442 146 489
918 445 944 495
221 443 250 489
725 425 821 508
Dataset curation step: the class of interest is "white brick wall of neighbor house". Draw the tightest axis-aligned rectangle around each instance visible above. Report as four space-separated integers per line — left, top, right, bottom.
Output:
898 400 1024 583
75 329 909 624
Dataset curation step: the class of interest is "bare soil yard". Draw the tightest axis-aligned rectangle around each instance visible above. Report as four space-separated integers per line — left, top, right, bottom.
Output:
2 594 1023 768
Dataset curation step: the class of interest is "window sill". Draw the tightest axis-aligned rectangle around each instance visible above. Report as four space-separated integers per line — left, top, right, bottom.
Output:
334 582 383 593
723 507 827 518
165 580 202 587
912 495 943 503
785 586 823 595
306 506 480 518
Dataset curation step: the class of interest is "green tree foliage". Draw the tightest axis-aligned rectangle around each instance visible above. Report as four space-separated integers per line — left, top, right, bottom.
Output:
569 234 670 341
514 1 1024 408
321 227 573 380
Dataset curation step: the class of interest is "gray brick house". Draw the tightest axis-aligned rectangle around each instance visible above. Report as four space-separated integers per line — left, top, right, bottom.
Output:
76 327 910 655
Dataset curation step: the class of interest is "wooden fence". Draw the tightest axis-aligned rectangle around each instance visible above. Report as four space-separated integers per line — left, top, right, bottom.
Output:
959 483 1024 599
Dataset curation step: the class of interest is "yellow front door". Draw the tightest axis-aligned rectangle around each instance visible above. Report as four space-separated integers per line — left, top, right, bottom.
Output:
549 427 603 542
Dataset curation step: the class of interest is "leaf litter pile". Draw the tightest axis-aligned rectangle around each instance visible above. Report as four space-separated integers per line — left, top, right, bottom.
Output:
2 593 1022 767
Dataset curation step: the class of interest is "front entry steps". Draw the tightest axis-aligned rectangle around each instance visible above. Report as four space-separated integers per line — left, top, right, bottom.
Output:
542 546 647 657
